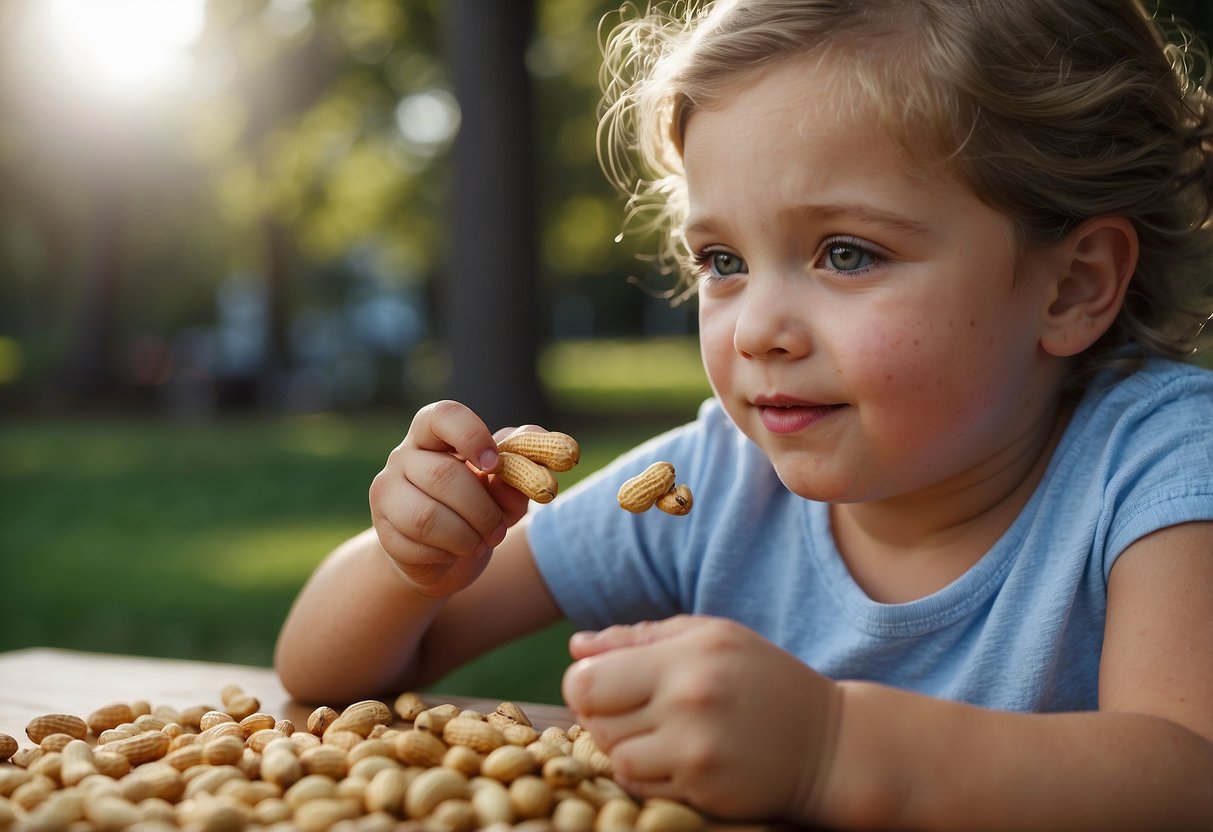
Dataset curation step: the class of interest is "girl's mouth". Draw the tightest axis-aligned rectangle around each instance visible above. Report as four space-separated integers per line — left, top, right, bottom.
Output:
755 398 844 434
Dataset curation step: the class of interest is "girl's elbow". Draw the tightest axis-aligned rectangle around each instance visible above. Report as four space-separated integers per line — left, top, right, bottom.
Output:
273 636 326 705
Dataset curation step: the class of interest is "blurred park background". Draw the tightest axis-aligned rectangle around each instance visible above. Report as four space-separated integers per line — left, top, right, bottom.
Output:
2 0 1211 705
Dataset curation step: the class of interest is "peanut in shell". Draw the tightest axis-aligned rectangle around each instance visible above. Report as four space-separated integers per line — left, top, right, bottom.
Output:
497 431 581 472
617 462 676 513
497 451 559 503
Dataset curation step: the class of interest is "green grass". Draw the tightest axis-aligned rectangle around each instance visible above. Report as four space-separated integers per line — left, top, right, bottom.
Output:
1 413 393 662
0 337 712 704
539 336 710 415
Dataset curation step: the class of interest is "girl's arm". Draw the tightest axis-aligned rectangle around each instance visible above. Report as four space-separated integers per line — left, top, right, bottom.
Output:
275 520 563 704
275 400 566 705
564 521 1213 830
820 519 1213 830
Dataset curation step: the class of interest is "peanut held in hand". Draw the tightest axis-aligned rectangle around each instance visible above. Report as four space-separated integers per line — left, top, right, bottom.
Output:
495 430 582 503
498 430 581 472
367 401 547 599
497 452 560 503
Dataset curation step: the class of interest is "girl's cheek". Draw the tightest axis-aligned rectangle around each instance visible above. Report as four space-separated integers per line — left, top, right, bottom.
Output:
697 313 735 380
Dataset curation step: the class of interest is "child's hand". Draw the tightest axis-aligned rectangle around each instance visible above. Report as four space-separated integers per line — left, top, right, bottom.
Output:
562 615 841 822
369 400 532 598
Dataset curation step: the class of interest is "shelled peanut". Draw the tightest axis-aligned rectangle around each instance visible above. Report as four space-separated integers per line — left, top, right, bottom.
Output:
0 688 705 832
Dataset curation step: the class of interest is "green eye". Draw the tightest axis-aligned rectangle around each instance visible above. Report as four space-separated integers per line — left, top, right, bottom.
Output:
825 243 876 272
693 249 747 279
710 252 746 275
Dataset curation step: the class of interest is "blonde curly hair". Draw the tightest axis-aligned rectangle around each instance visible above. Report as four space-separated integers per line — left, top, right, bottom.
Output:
598 0 1213 380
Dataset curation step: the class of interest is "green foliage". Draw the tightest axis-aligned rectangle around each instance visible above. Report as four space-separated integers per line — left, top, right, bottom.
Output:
0 0 651 406
0 0 1209 406
541 336 712 415
0 411 645 703
0 413 391 666
0 336 708 703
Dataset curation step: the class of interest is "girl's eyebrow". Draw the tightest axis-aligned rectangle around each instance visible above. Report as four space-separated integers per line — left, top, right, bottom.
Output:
684 202 934 239
775 202 934 238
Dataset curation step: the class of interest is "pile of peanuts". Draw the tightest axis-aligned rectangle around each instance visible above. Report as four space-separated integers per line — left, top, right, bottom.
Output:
0 687 705 832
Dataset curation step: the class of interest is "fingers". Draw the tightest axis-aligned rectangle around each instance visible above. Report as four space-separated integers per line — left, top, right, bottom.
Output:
397 402 523 544
563 650 657 717
564 619 704 718
566 619 839 821
372 403 570 597
562 648 704 804
372 448 501 559
604 733 680 791
407 400 502 472
569 616 698 659
397 407 545 540
370 401 521 594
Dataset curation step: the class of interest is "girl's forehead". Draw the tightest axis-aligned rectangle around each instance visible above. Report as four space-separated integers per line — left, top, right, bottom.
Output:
681 46 961 174
684 51 957 182
679 54 1005 246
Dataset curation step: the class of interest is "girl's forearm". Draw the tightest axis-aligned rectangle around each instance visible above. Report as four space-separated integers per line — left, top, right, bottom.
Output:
274 528 445 705
809 681 1213 831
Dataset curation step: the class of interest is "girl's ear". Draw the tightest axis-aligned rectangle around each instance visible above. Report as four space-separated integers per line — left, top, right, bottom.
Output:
1039 216 1138 358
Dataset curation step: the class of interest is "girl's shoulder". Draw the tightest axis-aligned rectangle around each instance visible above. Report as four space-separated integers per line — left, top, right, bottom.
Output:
1058 357 1213 500
1078 358 1213 426
1061 359 1213 579
1043 358 1213 524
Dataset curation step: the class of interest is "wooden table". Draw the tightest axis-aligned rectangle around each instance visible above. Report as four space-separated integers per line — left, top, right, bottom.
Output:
0 647 575 743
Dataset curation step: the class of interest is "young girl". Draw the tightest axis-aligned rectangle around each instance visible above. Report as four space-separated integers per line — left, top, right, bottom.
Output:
276 1 1213 828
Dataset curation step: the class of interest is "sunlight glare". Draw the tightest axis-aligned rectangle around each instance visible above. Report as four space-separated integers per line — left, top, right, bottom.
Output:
394 90 461 157
42 0 206 97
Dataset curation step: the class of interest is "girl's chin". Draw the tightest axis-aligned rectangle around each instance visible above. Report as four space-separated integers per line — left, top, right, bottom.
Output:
766 457 857 504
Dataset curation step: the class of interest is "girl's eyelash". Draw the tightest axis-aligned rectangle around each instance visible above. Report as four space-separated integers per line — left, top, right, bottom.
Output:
689 238 884 278
817 236 882 274
690 247 744 278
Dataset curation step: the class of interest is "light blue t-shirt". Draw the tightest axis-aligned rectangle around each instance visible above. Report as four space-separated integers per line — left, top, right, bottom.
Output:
528 359 1213 713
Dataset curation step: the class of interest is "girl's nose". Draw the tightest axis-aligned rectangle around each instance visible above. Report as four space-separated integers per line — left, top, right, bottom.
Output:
732 276 812 360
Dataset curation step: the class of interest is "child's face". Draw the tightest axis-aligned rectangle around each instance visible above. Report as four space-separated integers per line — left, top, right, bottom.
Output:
684 56 1068 506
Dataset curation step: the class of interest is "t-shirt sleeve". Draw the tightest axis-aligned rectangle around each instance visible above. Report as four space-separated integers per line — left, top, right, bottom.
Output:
526 398 739 630
1101 366 1213 578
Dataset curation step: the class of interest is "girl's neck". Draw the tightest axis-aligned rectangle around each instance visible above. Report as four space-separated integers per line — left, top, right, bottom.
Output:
829 398 1075 604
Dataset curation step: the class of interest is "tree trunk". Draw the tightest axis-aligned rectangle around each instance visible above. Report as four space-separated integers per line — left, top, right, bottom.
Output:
444 0 548 430
59 176 125 401
261 214 291 377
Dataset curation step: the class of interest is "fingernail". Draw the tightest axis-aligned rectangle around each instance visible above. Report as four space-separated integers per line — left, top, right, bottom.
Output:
478 449 499 471
473 540 488 558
